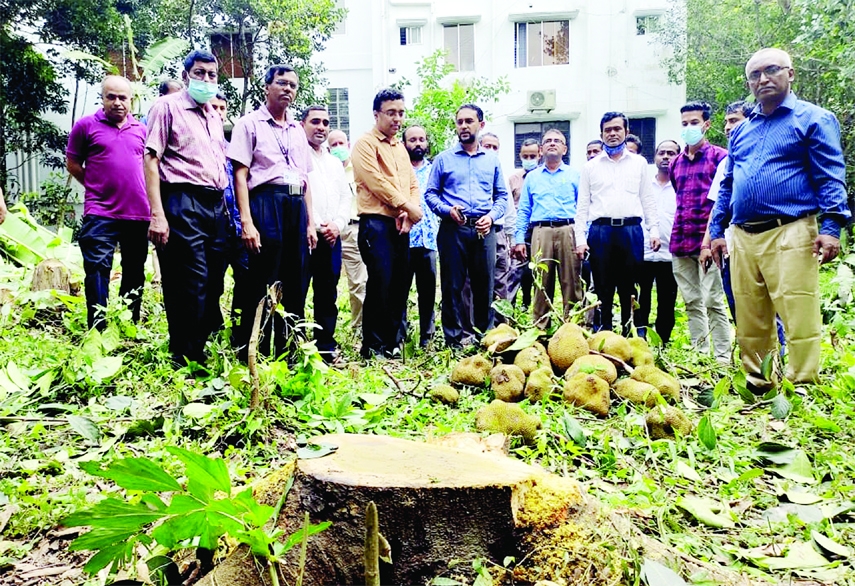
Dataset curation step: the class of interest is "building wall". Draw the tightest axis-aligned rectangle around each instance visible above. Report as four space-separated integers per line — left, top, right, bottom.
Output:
318 0 685 172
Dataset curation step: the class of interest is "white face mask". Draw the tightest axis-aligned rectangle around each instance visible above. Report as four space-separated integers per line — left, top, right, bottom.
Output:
521 158 537 171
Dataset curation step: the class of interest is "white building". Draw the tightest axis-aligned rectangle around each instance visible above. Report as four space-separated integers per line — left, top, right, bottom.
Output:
318 0 685 170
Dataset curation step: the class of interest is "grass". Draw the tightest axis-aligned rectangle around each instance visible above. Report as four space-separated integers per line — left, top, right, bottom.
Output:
0 257 853 585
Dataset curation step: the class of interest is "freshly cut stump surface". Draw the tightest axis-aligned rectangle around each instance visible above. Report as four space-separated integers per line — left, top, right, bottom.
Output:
200 433 584 586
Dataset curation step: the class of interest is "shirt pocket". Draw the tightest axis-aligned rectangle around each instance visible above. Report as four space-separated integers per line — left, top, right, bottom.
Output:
475 166 494 194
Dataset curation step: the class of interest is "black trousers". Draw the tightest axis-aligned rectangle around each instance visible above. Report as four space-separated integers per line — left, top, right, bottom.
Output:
635 260 678 344
359 215 410 357
77 215 149 331
437 221 496 347
159 183 227 365
308 234 342 354
236 184 309 360
587 223 643 335
214 232 250 346
405 246 437 345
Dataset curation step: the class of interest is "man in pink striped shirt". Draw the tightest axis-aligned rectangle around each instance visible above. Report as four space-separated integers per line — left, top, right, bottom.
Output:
144 49 228 368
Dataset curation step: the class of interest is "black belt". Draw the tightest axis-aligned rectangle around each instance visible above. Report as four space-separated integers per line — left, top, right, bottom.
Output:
591 217 641 227
348 218 359 225
736 216 802 234
531 219 574 228
162 182 223 197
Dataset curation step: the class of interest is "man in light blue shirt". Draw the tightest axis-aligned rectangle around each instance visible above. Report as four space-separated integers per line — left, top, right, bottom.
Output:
425 104 508 347
403 125 439 347
710 48 851 392
513 128 581 326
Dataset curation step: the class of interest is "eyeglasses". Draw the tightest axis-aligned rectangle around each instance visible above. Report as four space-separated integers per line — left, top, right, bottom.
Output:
381 109 405 118
273 80 299 89
542 138 566 145
747 64 787 82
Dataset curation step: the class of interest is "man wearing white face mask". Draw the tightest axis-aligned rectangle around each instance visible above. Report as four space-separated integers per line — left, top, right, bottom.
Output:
670 101 731 363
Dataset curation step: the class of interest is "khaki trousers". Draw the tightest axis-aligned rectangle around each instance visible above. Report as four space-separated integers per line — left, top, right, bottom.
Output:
341 223 367 330
531 224 582 326
671 256 732 361
731 216 820 389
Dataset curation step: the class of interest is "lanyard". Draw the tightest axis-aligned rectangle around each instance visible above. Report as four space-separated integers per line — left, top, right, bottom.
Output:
266 119 291 166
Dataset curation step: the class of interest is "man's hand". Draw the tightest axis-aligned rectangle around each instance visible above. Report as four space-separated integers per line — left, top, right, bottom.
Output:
512 244 527 261
710 238 728 269
699 247 713 273
320 222 340 246
396 210 413 234
814 234 840 265
475 214 493 237
650 237 661 252
307 224 318 250
449 205 465 225
148 211 170 248
576 244 589 260
242 220 262 254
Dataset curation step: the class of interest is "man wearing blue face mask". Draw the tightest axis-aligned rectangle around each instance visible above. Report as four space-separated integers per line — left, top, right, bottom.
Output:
670 101 731 363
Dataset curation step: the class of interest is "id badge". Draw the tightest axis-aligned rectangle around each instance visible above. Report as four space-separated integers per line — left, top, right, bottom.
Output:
282 170 300 186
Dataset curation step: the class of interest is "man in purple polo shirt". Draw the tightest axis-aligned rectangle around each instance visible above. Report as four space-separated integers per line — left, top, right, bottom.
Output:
67 75 149 331
228 64 316 360
670 101 731 363
144 50 228 368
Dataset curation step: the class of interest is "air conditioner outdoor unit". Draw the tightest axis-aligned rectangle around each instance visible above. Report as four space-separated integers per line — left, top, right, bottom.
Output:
527 90 556 111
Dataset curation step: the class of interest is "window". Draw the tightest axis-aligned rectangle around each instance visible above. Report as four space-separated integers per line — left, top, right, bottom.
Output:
515 21 569 68
328 88 350 137
443 24 475 71
400 26 422 45
333 0 346 34
628 117 656 163
636 15 660 35
514 121 570 167
210 32 252 78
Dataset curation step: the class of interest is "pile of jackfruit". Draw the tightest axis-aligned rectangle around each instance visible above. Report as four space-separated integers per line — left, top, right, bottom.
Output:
432 323 693 442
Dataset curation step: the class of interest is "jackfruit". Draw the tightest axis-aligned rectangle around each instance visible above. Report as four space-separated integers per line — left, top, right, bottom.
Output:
631 364 680 402
476 399 541 441
547 323 589 372
563 373 610 417
490 364 526 402
613 378 661 407
645 405 693 439
450 354 491 387
429 384 460 405
587 330 633 362
525 366 555 403
514 342 550 375
628 337 655 366
481 323 519 353
564 354 617 385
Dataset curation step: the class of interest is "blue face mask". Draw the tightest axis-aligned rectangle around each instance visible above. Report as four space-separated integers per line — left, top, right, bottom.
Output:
521 158 537 171
681 126 705 147
603 142 625 157
187 79 218 104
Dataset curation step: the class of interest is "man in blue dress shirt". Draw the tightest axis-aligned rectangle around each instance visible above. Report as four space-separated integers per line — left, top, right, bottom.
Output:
710 48 851 392
512 128 582 327
425 104 508 348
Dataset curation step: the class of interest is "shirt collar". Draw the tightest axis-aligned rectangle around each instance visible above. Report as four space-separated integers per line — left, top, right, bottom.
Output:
371 126 398 145
454 142 486 156
180 89 203 110
751 91 797 118
258 104 296 126
539 162 568 174
679 140 712 160
95 108 140 128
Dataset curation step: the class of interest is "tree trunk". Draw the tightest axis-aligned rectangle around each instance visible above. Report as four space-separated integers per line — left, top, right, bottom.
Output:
30 259 71 293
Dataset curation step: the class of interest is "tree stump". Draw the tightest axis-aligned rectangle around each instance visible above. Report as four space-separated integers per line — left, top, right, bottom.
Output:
30 259 71 293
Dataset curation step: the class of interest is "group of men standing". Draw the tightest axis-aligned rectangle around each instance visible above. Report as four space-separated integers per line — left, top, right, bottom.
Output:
64 46 849 392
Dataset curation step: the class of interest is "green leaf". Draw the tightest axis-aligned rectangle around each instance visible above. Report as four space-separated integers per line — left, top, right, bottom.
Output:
646 328 663 348
101 324 122 353
755 442 797 465
68 525 139 551
431 579 464 586
811 531 851 558
166 447 231 500
62 50 119 74
182 403 216 418
90 356 123 383
81 329 104 363
235 527 274 557
297 443 338 460
676 496 735 528
146 555 182 586
491 298 514 319
503 328 541 353
724 468 764 488
767 450 815 484
230 488 275 527
784 491 823 505
64 498 166 531
104 395 133 412
151 510 209 549
675 461 701 482
164 495 206 515
712 376 730 401
770 393 792 420
79 458 181 493
808 415 841 433
561 414 586 447
747 541 829 570
760 351 776 381
138 38 190 78
734 383 756 404
67 415 101 445
279 521 331 555
81 540 133 575
641 558 687 586
697 415 717 450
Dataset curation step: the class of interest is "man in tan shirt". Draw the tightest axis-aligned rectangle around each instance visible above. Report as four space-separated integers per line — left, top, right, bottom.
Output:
352 88 423 359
